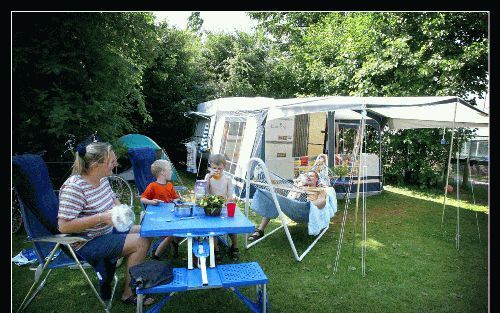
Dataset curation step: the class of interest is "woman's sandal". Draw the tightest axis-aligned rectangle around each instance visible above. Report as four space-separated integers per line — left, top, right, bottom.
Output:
229 246 239 261
248 229 264 241
121 295 155 306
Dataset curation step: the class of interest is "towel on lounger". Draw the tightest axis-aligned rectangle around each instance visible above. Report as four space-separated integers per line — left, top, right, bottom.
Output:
308 187 337 235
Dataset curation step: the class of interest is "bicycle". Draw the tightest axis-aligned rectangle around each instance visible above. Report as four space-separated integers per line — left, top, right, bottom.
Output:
12 187 23 233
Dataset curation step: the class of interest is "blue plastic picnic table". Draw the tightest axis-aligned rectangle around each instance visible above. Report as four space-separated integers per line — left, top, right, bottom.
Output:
141 202 255 273
137 203 268 313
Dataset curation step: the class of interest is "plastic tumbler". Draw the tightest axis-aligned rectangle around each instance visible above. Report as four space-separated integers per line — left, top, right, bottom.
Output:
227 202 236 217
194 180 208 199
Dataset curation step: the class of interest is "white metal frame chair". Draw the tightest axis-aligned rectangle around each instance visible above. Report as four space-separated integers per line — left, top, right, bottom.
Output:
243 157 335 261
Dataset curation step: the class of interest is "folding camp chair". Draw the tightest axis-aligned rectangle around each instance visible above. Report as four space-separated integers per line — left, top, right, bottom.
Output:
128 147 171 215
128 147 188 213
127 147 157 201
12 154 118 313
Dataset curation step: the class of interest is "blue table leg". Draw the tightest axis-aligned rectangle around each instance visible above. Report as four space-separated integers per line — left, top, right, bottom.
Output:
192 238 210 285
187 234 193 269
144 293 173 313
230 284 269 313
209 233 215 268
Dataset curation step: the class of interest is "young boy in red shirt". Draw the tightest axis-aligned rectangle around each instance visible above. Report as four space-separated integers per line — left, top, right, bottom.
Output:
141 159 180 259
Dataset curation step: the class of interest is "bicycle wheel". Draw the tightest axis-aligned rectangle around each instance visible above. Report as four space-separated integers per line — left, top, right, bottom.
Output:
107 175 134 208
12 189 23 233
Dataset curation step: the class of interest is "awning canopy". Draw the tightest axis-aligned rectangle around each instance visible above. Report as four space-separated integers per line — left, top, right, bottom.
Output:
192 96 488 129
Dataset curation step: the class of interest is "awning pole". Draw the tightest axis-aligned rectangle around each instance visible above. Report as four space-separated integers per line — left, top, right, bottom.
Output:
466 155 481 242
455 140 460 250
441 102 458 228
352 109 366 253
379 125 383 188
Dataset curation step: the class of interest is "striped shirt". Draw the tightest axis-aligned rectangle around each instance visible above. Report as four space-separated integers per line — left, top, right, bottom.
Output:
58 175 116 250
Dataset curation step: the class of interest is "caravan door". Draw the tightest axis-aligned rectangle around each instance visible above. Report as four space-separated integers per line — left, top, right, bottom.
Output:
264 117 295 179
211 113 259 184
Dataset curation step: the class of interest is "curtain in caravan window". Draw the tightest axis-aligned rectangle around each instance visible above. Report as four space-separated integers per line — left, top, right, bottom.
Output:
219 121 247 174
293 114 309 157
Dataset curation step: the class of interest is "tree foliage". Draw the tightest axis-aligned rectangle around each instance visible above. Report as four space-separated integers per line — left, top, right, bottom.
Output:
13 12 158 159
251 12 488 100
187 12 204 34
200 30 270 97
379 128 473 188
140 23 210 161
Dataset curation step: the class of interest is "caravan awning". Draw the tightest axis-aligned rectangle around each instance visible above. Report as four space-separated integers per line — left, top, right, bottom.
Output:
185 111 212 119
266 96 488 129
364 97 488 129
194 96 488 130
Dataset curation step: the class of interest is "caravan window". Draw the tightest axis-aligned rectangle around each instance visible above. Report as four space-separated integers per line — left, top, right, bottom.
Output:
220 121 246 174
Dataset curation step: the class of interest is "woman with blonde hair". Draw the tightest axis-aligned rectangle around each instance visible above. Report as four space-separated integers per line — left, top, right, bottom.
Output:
57 140 154 306
248 169 328 241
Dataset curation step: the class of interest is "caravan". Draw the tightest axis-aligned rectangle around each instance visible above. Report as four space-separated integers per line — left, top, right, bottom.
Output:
186 96 488 199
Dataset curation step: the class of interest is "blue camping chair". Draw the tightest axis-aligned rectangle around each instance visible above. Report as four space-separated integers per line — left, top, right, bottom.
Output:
128 147 157 196
128 147 174 256
12 154 118 313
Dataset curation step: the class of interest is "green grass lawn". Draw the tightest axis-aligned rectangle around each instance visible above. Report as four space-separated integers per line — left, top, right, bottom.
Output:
12 173 488 313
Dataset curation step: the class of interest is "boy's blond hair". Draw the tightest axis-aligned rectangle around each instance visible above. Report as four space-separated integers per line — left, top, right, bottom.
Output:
151 159 172 177
208 154 226 165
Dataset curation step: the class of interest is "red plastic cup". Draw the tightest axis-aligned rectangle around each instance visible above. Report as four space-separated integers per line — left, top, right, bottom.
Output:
227 202 236 217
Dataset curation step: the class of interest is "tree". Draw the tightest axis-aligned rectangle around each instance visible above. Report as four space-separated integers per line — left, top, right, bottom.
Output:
187 12 204 34
200 30 270 98
141 23 211 162
12 12 159 159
